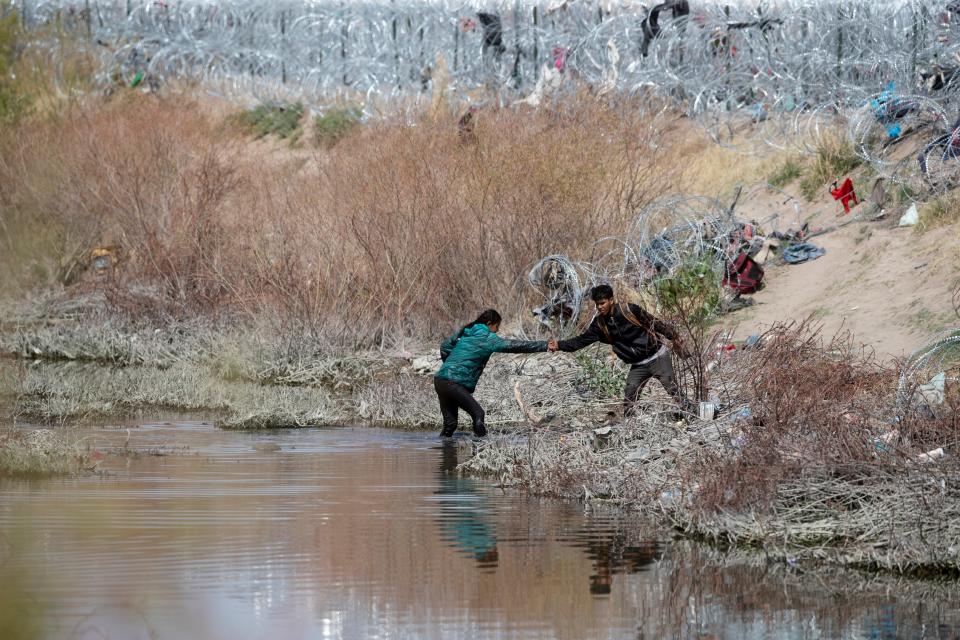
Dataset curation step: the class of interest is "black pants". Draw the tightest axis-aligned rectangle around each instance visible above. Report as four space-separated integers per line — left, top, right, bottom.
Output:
434 377 487 437
623 351 683 416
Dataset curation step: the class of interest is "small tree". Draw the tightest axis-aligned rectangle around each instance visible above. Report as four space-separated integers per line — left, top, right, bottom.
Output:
653 258 722 403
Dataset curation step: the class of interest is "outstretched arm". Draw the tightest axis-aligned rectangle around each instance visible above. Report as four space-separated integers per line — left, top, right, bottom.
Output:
487 333 548 354
556 321 602 352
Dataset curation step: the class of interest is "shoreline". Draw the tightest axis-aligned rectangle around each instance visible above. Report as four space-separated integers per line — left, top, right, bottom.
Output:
5 317 960 581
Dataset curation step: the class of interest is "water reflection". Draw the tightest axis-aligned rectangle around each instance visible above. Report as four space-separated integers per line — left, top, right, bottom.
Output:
435 441 498 570
0 422 959 640
581 528 660 597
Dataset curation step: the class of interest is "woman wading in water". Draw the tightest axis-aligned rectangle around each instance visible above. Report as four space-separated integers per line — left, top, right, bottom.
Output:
434 309 548 438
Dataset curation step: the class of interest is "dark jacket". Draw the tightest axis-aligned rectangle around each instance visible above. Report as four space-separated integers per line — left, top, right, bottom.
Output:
436 324 547 392
557 303 677 364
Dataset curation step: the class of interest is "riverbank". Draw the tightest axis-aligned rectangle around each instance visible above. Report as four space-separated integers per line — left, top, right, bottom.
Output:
0 301 601 430
5 309 960 579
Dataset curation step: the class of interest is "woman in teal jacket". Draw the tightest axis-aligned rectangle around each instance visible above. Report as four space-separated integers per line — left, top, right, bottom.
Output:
435 309 547 438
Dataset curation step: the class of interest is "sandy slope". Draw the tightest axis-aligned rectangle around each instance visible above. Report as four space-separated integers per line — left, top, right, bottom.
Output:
723 184 960 360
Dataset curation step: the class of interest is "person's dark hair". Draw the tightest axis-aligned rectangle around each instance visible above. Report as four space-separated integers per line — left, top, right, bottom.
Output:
591 284 614 301
459 308 502 336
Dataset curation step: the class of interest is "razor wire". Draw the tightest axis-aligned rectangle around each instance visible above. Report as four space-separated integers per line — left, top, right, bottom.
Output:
518 190 753 338
7 0 958 388
12 0 960 187
898 328 960 408
7 2 960 112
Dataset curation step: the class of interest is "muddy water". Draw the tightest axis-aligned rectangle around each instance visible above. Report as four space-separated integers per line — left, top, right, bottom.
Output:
1 422 959 640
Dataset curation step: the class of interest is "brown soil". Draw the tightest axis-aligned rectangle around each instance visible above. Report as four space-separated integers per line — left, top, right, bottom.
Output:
723 182 960 360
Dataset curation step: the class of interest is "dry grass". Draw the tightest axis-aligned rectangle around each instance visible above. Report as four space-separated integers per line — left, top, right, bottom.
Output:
687 322 895 511
917 191 960 232
0 428 90 477
799 137 863 201
678 140 796 197
0 89 708 344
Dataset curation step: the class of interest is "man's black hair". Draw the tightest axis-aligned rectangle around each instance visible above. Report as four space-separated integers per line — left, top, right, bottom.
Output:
591 284 614 301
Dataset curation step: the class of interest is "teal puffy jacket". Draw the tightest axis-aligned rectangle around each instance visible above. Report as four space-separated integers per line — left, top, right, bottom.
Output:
435 324 546 392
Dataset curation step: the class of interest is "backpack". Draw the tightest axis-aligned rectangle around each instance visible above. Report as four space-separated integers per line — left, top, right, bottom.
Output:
723 253 764 294
595 303 665 362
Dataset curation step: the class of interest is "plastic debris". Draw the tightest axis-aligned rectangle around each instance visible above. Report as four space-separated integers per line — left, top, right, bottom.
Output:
917 447 946 463
698 402 716 421
917 372 947 406
899 203 919 226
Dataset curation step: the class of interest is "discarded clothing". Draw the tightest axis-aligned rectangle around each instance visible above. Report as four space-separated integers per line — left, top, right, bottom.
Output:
918 129 960 174
782 243 826 264
751 237 780 265
721 295 754 312
771 223 834 243
830 178 859 214
723 253 764 293
869 177 887 210
532 299 575 327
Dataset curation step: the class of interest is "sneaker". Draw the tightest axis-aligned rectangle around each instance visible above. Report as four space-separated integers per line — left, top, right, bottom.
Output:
473 425 488 438
440 428 456 438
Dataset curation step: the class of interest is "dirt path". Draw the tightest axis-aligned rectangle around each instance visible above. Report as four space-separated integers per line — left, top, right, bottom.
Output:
723 184 960 360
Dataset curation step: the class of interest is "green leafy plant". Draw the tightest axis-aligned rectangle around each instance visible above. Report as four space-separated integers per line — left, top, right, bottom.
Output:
574 349 626 399
314 105 362 148
655 260 721 326
653 259 723 402
234 102 304 142
768 159 802 188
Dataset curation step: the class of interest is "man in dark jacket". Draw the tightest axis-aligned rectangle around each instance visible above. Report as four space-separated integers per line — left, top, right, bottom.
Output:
548 284 687 417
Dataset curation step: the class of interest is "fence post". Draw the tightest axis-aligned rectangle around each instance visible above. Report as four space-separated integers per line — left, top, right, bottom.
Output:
341 4 348 86
418 20 425 89
835 3 843 83
281 9 287 84
453 18 459 73
392 0 399 88
512 0 522 88
532 5 539 81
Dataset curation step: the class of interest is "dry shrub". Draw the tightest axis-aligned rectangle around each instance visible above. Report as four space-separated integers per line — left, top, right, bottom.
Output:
1 91 682 344
689 320 895 511
0 428 89 477
0 94 240 315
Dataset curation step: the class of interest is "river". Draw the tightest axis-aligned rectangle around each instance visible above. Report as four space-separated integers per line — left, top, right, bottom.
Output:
1 421 958 639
